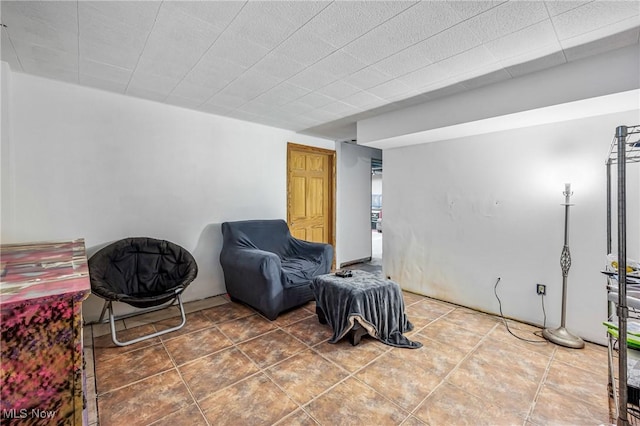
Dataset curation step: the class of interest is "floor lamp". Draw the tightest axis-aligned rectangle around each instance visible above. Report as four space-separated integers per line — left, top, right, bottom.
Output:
542 183 585 349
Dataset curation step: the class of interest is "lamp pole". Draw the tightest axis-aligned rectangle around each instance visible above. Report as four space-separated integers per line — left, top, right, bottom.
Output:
542 183 585 349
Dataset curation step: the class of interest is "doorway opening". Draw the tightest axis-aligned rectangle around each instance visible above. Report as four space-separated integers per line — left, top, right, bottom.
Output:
371 158 383 265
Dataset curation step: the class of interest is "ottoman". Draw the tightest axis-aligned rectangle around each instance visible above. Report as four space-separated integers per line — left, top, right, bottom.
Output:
311 270 421 348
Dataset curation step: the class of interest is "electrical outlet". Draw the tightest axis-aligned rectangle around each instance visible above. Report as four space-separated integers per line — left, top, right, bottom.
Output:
536 284 546 295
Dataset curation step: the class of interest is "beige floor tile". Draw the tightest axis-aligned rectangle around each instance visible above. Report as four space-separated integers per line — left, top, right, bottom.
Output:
401 290 427 307
199 373 298 426
314 337 388 373
357 337 463 411
283 316 334 346
270 306 315 327
155 311 215 341
266 349 349 405
164 326 233 365
305 377 408 425
95 343 174 394
440 308 499 335
216 314 277 343
273 408 319 426
553 341 609 376
148 404 208 426
200 302 254 323
93 324 161 363
238 329 307 369
544 360 609 409
179 347 259 401
420 316 485 353
98 370 194 426
530 383 609 425
415 381 525 425
122 306 181 328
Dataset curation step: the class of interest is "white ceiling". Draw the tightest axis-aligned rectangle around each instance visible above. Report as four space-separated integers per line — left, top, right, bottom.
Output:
1 1 639 141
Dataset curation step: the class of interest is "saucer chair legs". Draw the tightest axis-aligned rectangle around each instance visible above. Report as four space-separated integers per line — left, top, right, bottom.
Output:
98 293 187 347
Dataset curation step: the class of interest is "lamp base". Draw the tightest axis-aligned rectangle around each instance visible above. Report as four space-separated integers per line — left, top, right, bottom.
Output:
542 326 585 349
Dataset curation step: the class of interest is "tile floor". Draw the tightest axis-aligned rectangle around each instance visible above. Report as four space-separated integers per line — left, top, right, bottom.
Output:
83 290 615 426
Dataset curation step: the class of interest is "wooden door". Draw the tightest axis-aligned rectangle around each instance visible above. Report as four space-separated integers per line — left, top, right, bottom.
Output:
287 143 335 249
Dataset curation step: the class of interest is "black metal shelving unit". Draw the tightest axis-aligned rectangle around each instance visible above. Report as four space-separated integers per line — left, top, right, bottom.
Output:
606 125 640 425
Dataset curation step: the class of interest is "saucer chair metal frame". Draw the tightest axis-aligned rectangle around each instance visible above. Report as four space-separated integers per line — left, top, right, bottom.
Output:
89 237 198 347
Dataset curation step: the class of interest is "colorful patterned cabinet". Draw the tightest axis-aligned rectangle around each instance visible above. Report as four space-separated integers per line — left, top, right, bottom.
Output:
1 239 91 425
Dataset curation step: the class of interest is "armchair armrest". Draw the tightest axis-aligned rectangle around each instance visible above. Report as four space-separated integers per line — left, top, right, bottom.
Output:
288 238 334 274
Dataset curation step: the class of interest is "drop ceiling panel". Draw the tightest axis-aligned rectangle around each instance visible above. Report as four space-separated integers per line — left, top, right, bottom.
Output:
2 0 639 142
302 1 417 49
484 20 560 61
79 1 160 31
552 1 640 41
252 82 310 107
464 1 549 42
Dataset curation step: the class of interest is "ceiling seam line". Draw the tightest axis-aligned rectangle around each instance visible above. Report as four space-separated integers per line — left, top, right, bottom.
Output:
162 0 249 102
124 0 164 94
197 1 336 109
2 27 25 72
542 1 568 67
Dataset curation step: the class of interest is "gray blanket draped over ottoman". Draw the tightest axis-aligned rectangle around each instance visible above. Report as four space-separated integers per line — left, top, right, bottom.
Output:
312 270 422 349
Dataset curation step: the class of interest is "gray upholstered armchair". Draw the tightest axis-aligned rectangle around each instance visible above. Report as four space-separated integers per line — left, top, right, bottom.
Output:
220 220 333 320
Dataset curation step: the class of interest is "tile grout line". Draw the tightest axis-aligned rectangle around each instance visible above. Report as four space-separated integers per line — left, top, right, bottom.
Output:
526 345 557 423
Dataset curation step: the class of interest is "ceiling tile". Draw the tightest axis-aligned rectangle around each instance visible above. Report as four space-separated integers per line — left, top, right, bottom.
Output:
272 28 336 67
1 28 23 71
342 1 462 64
342 66 393 90
544 1 593 17
465 1 549 42
79 59 131 85
484 20 560 61
461 68 511 90
367 79 417 101
217 69 282 102
435 46 499 78
127 72 180 97
447 1 507 20
252 82 310 107
184 54 247 90
2 1 78 53
294 92 337 110
237 101 277 117
126 86 171 103
199 103 235 116
316 101 364 117
311 51 368 80
342 90 386 109
505 50 567 77
79 74 128 94
164 95 204 110
207 32 271 69
169 80 218 104
278 99 315 115
11 37 78 71
79 37 144 70
563 27 640 62
249 52 307 81
19 57 77 83
552 1 640 40
78 3 152 48
79 1 160 31
314 80 362 100
397 63 449 89
203 93 246 110
162 1 243 32
287 67 338 92
302 1 417 49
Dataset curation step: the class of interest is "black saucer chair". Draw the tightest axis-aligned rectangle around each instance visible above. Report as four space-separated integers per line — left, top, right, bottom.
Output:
88 237 198 346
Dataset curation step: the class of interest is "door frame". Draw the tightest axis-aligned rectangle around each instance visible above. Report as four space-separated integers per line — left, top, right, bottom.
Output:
286 142 336 254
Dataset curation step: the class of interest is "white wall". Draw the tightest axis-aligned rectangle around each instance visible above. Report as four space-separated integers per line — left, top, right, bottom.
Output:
335 141 381 266
372 174 382 195
1 68 333 322
1 62 11 238
383 110 639 344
